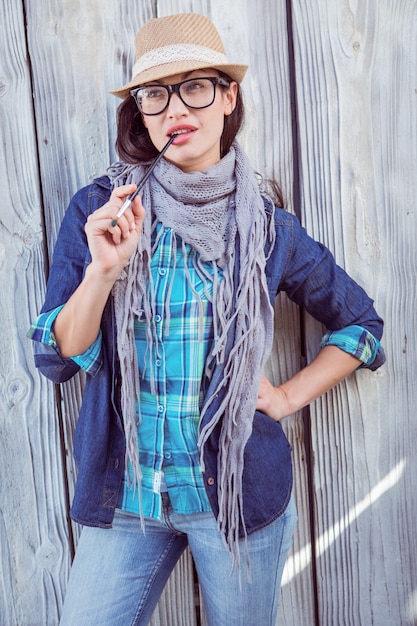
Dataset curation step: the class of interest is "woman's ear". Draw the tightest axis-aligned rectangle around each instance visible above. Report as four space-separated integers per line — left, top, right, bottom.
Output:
224 81 238 116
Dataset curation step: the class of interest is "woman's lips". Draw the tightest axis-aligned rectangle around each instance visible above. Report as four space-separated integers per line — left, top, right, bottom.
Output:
169 127 196 144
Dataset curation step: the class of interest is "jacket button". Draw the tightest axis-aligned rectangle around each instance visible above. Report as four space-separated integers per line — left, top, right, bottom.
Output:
114 458 119 469
207 477 215 486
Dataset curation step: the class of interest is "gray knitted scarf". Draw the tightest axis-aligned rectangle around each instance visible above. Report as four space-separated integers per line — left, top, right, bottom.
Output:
108 142 275 567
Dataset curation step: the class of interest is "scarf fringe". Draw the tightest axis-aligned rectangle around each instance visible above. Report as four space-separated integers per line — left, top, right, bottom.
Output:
108 142 276 570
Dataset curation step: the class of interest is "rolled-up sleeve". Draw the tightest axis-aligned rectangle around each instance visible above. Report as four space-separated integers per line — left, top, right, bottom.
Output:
277 210 385 370
27 305 64 347
27 306 103 376
320 324 385 371
27 180 111 383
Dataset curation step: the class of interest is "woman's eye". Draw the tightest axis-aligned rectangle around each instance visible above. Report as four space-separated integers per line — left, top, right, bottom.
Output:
145 88 165 99
184 80 205 93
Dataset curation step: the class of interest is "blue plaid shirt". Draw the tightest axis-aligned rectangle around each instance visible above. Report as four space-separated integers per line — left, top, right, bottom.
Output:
120 225 214 518
27 224 381 520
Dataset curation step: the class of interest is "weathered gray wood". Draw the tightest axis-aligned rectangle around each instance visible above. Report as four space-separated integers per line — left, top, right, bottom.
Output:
0 0 71 623
292 0 417 623
20 1 197 623
2 0 416 624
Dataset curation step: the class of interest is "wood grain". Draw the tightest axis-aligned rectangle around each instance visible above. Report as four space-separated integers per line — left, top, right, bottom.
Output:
0 0 70 622
1 0 416 623
292 0 417 623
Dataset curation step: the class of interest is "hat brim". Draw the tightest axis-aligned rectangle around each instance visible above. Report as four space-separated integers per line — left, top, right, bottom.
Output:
110 60 248 99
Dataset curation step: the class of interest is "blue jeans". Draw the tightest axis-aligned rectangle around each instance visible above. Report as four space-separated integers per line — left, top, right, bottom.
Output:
60 494 297 626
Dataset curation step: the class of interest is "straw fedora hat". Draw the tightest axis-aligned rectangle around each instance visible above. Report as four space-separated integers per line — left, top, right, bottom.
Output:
110 13 248 99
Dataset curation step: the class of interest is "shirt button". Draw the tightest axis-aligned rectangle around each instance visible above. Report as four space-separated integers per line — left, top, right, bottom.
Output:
164 451 172 460
157 404 165 413
155 359 161 367
207 477 215 486
154 314 162 323
158 268 167 276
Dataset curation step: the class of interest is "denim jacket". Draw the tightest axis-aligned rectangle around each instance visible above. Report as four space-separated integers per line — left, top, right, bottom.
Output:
30 176 384 537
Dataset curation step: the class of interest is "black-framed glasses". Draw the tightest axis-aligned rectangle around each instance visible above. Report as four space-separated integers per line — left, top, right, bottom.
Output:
131 77 230 116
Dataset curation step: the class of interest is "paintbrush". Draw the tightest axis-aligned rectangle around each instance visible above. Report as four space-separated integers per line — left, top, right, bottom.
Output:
111 134 175 227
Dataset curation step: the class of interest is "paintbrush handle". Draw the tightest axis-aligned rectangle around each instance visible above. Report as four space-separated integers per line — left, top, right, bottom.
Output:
111 135 175 227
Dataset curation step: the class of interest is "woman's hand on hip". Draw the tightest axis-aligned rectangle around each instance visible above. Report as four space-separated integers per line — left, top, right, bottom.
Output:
257 347 361 423
256 375 290 422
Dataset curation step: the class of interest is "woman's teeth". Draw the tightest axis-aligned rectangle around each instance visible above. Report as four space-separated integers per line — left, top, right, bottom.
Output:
171 129 191 136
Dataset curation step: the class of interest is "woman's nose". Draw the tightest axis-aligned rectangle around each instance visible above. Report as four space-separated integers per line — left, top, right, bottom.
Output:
166 92 189 117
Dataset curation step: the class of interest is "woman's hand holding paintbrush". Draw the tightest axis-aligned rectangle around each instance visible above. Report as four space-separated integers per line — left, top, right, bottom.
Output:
83 184 145 281
83 135 176 278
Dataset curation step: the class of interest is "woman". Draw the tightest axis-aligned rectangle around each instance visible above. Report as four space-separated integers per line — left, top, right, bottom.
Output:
28 13 385 626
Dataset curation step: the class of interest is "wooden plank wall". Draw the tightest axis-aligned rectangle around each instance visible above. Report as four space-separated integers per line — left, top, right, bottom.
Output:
0 0 416 624
291 2 417 624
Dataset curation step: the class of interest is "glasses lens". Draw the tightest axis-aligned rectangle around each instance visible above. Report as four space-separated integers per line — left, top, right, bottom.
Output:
179 78 216 109
135 86 169 115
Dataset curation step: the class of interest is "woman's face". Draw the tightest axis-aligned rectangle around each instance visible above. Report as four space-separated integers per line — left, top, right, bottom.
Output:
141 69 238 173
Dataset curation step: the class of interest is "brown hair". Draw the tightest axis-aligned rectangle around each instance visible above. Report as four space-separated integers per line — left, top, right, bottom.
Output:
115 75 284 206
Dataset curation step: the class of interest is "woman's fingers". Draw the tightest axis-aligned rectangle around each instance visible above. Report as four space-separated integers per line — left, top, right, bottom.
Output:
108 185 138 239
131 194 146 224
86 184 142 243
83 184 147 274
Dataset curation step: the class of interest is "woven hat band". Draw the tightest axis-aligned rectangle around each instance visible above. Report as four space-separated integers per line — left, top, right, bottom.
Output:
132 44 229 78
